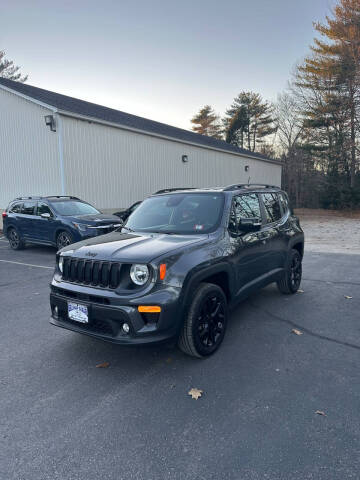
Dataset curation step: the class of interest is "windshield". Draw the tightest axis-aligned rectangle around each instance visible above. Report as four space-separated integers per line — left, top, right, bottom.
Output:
52 201 100 216
125 193 224 234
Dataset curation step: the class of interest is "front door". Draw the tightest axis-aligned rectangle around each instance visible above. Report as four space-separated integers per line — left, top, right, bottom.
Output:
32 202 56 243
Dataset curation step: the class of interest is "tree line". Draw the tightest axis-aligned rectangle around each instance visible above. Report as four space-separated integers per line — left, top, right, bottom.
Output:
191 0 360 210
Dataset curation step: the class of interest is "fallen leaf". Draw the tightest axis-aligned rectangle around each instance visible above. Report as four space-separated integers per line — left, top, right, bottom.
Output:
292 328 303 336
96 362 110 368
188 388 203 400
297 289 304 293
315 410 326 416
344 295 352 299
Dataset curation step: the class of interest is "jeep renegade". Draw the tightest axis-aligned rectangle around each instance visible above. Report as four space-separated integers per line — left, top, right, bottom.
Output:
50 185 304 358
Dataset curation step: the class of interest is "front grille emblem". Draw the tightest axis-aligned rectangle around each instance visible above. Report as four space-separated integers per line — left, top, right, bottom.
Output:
86 251 98 257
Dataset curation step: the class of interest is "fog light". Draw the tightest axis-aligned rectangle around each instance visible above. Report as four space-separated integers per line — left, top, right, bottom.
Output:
122 323 130 333
54 306 59 317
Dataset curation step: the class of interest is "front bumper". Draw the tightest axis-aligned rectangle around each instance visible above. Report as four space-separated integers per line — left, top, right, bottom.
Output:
49 282 183 345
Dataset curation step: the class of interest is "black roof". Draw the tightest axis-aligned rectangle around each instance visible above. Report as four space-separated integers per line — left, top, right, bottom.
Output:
0 78 279 164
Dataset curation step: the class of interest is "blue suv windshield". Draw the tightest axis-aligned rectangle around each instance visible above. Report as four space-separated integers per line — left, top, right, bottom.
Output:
52 201 100 216
125 193 224 235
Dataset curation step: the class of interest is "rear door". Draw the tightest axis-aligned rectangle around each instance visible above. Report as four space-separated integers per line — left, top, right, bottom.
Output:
5 202 23 234
259 192 286 270
19 201 37 239
228 192 269 291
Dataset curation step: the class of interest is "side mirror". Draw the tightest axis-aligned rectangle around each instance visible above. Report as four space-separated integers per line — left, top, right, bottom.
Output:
239 218 261 232
40 213 51 219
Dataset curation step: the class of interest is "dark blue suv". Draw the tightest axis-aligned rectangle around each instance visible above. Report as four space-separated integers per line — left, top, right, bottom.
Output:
2 196 121 250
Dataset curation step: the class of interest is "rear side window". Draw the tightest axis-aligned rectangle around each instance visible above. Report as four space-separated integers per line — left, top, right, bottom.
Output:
9 202 23 213
229 193 261 231
279 192 289 215
261 193 282 223
22 202 36 215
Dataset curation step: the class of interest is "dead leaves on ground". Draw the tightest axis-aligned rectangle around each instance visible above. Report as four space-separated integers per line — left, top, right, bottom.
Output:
292 328 303 336
96 361 110 368
188 388 203 400
315 410 326 416
344 295 353 299
297 289 304 294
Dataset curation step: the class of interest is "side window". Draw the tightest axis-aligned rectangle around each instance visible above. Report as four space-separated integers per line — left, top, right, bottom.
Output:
37 202 53 217
261 193 282 223
22 202 36 215
229 193 261 231
278 193 289 215
9 202 23 213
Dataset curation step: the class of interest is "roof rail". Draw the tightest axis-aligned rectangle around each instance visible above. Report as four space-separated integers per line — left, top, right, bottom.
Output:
15 195 81 201
154 187 197 194
46 195 80 200
15 196 43 200
223 183 280 191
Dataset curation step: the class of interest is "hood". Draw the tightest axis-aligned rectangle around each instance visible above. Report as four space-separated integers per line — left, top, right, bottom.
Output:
60 231 207 263
67 213 121 225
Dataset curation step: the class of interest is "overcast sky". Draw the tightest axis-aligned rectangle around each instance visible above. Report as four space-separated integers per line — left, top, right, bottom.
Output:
1 0 335 129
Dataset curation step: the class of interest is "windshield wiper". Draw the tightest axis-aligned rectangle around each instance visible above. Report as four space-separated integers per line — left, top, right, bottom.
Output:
118 225 135 233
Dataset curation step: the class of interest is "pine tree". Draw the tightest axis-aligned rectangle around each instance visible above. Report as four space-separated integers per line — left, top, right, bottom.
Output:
191 105 223 139
224 92 276 151
0 50 28 82
296 0 360 188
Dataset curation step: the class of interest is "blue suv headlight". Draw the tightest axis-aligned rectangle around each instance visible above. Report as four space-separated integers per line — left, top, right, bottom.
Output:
72 222 89 232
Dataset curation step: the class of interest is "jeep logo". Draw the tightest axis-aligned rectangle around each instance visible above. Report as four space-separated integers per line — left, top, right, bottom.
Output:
85 251 98 257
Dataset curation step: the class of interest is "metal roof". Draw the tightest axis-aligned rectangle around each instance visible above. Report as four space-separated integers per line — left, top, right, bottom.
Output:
0 78 280 165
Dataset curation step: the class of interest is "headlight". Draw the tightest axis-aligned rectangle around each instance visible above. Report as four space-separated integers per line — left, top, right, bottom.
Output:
72 222 88 232
130 264 149 285
58 256 64 273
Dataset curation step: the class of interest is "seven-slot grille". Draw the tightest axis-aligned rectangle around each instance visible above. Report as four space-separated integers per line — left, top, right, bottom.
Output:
62 258 121 288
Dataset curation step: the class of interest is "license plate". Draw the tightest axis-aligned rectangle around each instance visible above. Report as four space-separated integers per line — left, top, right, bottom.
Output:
68 302 88 323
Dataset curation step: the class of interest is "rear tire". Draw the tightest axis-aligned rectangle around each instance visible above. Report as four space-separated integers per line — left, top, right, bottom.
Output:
277 249 302 294
56 231 73 250
7 227 25 250
178 282 228 358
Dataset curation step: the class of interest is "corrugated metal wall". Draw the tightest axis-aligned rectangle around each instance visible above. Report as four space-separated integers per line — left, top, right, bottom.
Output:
62 115 281 210
0 89 60 209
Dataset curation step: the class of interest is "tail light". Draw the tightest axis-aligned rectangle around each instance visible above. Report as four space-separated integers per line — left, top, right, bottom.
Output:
2 212 7 218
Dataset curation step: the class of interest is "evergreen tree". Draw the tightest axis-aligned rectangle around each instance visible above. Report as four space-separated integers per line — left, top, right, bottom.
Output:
191 105 223 139
296 0 360 189
224 91 276 151
0 50 28 82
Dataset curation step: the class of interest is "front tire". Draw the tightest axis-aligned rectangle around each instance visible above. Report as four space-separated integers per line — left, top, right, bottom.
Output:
56 231 73 250
8 227 25 250
178 282 228 358
277 248 302 294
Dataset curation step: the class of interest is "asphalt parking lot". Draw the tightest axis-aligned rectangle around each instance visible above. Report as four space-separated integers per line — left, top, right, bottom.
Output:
1 236 359 480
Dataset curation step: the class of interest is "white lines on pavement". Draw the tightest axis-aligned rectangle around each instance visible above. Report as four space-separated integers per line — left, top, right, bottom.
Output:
0 259 54 270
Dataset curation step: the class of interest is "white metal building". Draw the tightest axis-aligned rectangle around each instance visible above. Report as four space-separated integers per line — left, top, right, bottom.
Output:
0 78 281 217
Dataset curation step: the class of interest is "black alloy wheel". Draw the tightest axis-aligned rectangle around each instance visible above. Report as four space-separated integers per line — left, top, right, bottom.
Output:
290 251 302 291
57 231 72 250
8 228 24 250
179 283 228 358
277 248 302 294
